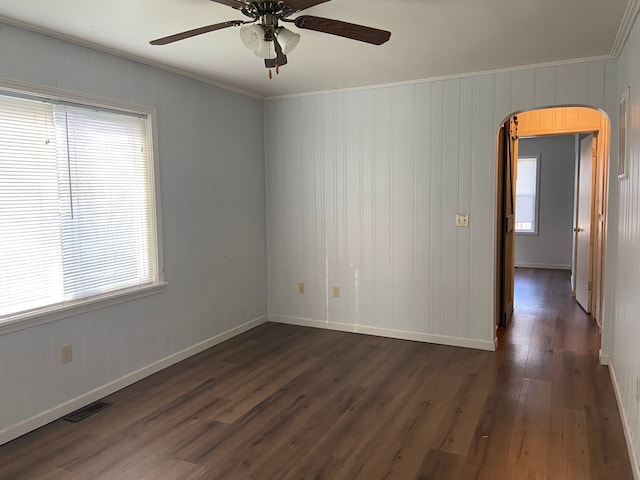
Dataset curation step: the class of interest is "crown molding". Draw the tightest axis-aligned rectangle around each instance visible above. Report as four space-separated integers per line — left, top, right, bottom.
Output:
611 0 640 57
1 12 627 102
0 17 264 100
265 55 614 101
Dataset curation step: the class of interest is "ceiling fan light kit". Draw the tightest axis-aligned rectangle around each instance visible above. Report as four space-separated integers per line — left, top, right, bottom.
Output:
150 0 391 78
239 24 300 60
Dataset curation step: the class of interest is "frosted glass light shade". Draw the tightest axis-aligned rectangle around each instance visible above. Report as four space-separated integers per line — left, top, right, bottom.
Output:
277 27 300 54
239 24 277 59
239 24 262 51
254 39 277 59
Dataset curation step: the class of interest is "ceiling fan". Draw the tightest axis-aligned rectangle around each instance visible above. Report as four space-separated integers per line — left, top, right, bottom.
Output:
150 0 391 77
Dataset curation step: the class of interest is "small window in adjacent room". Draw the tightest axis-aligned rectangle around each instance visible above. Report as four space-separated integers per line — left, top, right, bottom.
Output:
515 155 539 234
0 88 163 327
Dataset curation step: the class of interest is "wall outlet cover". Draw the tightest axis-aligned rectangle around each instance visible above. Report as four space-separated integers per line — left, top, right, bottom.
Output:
61 345 72 364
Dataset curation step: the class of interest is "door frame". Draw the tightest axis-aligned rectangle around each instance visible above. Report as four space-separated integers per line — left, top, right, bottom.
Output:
575 133 598 313
496 118 518 329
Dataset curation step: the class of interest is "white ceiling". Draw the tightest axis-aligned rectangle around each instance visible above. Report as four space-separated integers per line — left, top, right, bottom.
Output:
0 0 631 98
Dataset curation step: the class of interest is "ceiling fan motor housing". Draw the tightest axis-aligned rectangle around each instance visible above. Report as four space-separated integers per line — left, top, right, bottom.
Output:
241 2 288 20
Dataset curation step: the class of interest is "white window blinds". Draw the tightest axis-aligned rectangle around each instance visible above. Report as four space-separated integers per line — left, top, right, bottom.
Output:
0 96 64 316
0 93 157 320
515 156 538 233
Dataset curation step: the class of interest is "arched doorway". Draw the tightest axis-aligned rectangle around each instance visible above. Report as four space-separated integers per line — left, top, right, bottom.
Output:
496 106 610 337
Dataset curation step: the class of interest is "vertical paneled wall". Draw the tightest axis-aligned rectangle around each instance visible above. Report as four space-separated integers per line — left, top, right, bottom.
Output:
0 23 266 443
265 61 609 350
610 10 640 474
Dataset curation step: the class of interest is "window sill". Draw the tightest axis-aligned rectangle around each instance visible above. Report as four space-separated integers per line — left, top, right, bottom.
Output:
0 283 167 336
515 231 539 236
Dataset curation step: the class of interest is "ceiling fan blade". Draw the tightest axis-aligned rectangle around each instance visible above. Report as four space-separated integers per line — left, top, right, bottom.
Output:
209 0 251 10
294 15 391 45
284 0 331 13
150 20 243 45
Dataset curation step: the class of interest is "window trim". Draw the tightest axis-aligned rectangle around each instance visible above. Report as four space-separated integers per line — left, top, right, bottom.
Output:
0 79 166 335
0 283 167 335
515 154 541 236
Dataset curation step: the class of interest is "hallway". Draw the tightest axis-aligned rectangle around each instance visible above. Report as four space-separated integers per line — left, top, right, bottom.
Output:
503 268 600 353
495 267 632 478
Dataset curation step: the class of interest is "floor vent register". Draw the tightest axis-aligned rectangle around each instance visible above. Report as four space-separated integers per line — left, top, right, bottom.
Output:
63 401 112 422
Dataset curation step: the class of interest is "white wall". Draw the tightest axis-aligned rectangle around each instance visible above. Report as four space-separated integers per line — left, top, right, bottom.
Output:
607 8 640 477
265 61 609 351
0 23 267 444
515 135 576 269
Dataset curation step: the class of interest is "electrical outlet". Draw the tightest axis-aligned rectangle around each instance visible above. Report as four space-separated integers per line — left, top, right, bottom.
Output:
333 286 340 298
298 282 305 294
61 345 72 364
456 213 469 227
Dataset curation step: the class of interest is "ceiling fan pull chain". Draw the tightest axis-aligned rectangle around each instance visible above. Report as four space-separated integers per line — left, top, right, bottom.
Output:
268 69 273 79
275 64 280 75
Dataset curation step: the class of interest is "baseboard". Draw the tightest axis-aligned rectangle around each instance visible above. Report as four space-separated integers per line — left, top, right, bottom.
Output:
0 315 267 446
515 262 571 270
599 350 610 365
608 359 640 480
268 315 496 351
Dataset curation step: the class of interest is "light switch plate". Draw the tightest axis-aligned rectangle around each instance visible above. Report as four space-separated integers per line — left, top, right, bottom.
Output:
456 214 469 227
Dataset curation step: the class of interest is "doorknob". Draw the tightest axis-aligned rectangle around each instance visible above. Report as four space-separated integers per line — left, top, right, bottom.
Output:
574 227 583 232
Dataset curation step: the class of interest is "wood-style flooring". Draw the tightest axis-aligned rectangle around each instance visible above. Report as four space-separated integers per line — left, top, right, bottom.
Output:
0 268 633 479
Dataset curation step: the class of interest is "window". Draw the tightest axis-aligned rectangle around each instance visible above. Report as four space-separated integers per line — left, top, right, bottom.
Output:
0 90 162 325
515 156 539 234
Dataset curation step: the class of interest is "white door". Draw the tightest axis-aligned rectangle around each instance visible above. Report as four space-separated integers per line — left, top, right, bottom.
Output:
575 134 594 312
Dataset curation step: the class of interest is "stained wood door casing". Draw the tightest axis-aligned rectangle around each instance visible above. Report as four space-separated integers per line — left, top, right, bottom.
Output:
497 118 517 327
593 117 609 326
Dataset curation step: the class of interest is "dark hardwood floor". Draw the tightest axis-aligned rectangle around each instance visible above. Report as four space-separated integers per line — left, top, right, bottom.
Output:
0 268 633 479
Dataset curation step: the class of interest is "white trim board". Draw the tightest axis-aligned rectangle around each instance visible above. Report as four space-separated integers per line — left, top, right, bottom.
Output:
265 55 613 100
268 315 496 352
0 283 167 336
515 263 571 270
0 315 267 446
0 18 262 100
0 17 617 102
611 0 640 57
608 358 640 480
